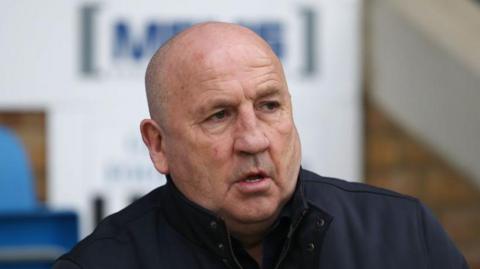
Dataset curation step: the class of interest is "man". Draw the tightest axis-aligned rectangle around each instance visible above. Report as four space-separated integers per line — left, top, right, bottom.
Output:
54 22 468 269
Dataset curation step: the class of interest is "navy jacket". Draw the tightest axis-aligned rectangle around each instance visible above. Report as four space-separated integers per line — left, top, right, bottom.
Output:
54 168 468 268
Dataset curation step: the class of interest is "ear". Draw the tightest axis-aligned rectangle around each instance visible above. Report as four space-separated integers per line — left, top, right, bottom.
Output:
140 119 169 174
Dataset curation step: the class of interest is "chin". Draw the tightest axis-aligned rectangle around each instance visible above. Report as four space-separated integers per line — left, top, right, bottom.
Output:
228 203 280 225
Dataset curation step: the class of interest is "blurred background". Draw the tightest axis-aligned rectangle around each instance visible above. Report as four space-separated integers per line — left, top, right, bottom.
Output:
0 0 479 268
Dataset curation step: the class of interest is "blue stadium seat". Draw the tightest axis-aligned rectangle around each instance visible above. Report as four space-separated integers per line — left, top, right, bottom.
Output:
0 126 36 212
0 126 78 269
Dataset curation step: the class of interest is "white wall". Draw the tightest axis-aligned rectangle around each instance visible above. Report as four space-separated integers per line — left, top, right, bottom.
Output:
368 0 480 185
1 0 362 236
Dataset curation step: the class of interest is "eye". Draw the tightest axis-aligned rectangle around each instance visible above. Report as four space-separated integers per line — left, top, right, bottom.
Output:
207 109 230 122
259 101 280 112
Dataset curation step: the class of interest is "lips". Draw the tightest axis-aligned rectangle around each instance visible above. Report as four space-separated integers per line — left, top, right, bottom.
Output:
234 170 271 193
244 176 262 183
241 171 268 182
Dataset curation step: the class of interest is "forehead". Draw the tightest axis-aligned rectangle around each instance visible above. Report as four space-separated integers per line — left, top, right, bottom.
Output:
188 43 283 87
158 29 289 116
175 41 270 78
205 43 272 69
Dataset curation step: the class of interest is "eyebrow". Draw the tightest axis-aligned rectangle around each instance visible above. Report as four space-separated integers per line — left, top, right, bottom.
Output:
255 87 281 99
196 97 237 116
193 86 284 117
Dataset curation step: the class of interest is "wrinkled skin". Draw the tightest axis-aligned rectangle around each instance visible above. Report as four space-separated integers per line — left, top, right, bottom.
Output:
141 23 302 250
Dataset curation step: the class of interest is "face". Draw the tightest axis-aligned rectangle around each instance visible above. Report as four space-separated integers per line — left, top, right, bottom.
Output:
149 40 301 228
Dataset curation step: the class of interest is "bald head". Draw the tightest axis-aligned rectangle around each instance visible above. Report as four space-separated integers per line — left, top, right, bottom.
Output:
141 22 301 243
144 22 283 126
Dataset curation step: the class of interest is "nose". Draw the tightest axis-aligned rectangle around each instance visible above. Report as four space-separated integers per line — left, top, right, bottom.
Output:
233 108 270 155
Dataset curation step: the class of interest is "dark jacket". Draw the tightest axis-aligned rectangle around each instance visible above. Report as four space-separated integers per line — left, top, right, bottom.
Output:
54 168 468 269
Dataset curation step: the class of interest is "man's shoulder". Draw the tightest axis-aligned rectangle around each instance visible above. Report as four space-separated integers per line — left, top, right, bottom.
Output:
84 185 166 240
300 168 420 213
56 185 168 268
300 168 424 252
300 168 469 268
301 168 416 199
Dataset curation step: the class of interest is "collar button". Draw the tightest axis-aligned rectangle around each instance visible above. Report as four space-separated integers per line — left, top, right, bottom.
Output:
316 218 325 228
210 220 218 229
306 242 315 252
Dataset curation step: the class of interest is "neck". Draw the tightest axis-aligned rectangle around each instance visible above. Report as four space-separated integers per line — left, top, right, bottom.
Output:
226 214 276 243
231 228 264 267
245 243 263 266
227 219 275 268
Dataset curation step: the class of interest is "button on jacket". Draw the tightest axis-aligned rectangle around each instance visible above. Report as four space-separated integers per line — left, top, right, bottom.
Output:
54 168 468 269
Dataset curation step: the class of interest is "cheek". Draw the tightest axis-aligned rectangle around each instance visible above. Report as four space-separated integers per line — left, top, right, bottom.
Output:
269 121 301 166
202 134 234 161
276 117 295 134
213 146 220 159
270 119 296 146
210 143 231 162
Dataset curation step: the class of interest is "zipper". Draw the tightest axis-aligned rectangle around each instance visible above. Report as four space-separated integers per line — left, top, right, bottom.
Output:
273 235 292 269
225 227 244 269
273 209 308 269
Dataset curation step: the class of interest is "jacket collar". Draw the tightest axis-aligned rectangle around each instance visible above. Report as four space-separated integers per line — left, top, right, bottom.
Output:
161 168 310 259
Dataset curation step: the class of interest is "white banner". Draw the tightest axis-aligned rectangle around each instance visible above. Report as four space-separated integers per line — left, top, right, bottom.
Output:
0 0 362 236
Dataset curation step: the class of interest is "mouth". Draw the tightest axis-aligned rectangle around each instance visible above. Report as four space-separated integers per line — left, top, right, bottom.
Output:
242 172 266 183
234 171 271 193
